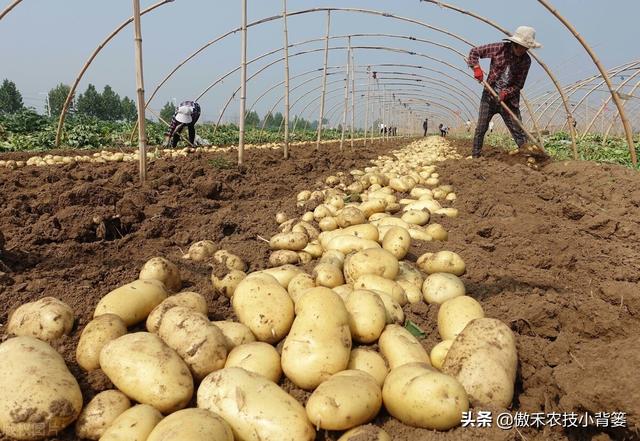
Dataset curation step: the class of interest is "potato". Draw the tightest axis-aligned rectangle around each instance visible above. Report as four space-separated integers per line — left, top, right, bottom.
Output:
99 404 162 441
410 187 433 198
326 194 345 209
319 216 338 231
198 368 315 441
232 274 294 343
442 318 517 408
306 370 382 430
434 208 459 218
446 192 457 201
297 190 311 202
184 240 216 262
76 314 127 371
403 199 442 213
359 199 387 217
422 273 465 305
401 209 430 226
146 291 208 333
332 284 354 301
314 204 334 221
407 228 433 242
345 290 386 344
425 223 448 241
211 270 246 299
147 408 232 441
94 279 168 327
214 250 247 272
338 425 391 441
374 216 410 229
269 250 300 266
372 291 405 324
336 206 366 228
0 337 83 439
99 332 194 413
269 231 309 251
212 320 256 349
397 280 422 305
224 342 282 383
258 264 304 288
379 324 430 370
285 272 313 301
279 218 296 233
319 224 380 248
430 340 454 370
302 241 323 257
382 363 468 430
159 307 227 381
348 348 389 386
354 275 407 306
7 297 74 342
298 251 313 264
139 256 181 292
313 263 345 288
275 212 289 224
437 296 485 340
282 288 351 389
319 249 346 268
293 221 320 240
75 390 130 440
343 248 399 284
397 261 423 286
382 226 411 260
418 250 466 276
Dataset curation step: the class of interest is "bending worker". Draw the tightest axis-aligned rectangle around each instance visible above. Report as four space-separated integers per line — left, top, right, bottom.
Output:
165 100 201 148
468 26 541 158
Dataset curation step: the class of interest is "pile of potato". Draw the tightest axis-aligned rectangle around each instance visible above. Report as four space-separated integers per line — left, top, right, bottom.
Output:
0 136 517 440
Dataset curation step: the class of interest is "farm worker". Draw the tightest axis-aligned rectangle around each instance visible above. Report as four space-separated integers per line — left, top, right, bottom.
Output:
466 120 472 132
422 118 429 137
468 26 542 158
165 100 201 147
489 120 495 133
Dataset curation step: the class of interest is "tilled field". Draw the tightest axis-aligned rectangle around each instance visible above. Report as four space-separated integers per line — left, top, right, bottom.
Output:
0 137 639 441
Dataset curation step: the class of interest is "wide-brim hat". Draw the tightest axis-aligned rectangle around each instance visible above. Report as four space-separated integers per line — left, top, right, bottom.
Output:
175 110 192 124
505 26 542 49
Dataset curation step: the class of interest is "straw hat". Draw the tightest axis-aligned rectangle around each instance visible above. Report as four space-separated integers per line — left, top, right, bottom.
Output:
506 26 542 49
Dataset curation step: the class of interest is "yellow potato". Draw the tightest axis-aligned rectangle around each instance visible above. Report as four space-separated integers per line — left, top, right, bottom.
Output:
184 240 216 262
379 324 431 370
422 273 465 305
354 275 407 306
306 370 382 430
343 248 399 284
319 216 339 231
397 280 422 305
347 348 389 386
288 273 316 304
75 390 131 440
281 288 351 390
407 227 433 242
437 296 485 340
345 290 387 344
198 368 315 441
7 297 74 342
297 190 311 202
332 284 354 301
313 204 334 221
224 342 282 383
313 262 345 288
319 224 380 248
336 206 366 228
403 199 442 213
425 223 448 241
158 307 228 381
434 208 459 218
214 250 247 272
382 363 468 430
212 320 256 349
0 337 83 439
76 314 127 372
359 199 387 218
401 209 430 226
430 340 454 370
442 318 517 408
370 290 405 324
410 187 433 198
257 265 304 289
319 249 346 268
232 274 294 343
99 332 194 413
269 231 309 251
211 270 247 299
99 404 162 441
418 250 466 276
302 241 324 257
302 211 315 222
94 279 168 327
338 425 391 441
147 408 233 441
146 291 208 333
382 226 411 260
269 250 300 266
139 256 182 292
293 221 320 240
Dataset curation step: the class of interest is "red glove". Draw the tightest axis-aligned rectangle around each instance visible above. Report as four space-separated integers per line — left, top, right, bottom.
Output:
473 65 484 82
499 90 509 102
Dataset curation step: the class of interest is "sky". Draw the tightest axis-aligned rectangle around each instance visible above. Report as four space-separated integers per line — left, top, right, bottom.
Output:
0 0 638 126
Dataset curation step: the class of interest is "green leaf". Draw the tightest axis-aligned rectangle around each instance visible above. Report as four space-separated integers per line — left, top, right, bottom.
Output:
405 320 426 339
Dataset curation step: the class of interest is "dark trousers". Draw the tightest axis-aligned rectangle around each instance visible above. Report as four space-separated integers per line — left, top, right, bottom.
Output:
473 90 527 157
423 128 428 137
167 116 198 147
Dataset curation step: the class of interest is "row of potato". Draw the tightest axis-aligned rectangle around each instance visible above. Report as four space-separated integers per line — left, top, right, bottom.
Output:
0 137 517 441
0 137 379 170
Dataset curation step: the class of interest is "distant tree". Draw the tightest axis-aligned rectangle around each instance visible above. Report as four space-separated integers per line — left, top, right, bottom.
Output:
76 84 102 119
0 79 24 114
245 110 260 127
121 96 137 122
100 85 122 121
46 83 72 118
271 112 284 129
160 101 176 122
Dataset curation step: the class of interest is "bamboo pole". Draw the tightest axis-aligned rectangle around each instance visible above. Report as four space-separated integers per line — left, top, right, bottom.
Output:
364 67 371 146
339 42 350 152
132 0 147 184
316 11 331 148
238 0 247 165
0 0 23 22
602 79 640 144
282 0 290 159
537 0 637 166
55 0 171 147
350 39 356 148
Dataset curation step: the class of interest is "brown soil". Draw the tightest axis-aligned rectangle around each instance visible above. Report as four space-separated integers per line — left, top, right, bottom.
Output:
1 139 639 441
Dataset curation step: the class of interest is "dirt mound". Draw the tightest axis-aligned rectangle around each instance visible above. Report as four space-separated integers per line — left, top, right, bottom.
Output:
1 138 639 441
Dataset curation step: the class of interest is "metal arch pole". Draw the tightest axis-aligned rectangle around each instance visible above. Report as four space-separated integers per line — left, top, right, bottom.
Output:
316 11 331 148
0 0 23 22
350 39 356 148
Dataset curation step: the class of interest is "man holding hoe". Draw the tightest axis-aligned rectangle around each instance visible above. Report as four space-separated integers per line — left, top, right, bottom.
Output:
468 26 542 158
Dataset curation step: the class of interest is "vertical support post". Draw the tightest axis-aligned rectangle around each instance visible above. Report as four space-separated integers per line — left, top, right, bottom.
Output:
316 11 331 148
238 0 248 165
132 0 147 184
349 38 355 148
339 44 350 152
364 67 371 146
282 0 290 159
